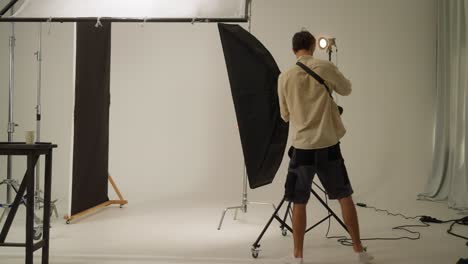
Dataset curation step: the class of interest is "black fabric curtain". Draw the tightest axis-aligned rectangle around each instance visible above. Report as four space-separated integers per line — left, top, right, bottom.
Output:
71 22 111 215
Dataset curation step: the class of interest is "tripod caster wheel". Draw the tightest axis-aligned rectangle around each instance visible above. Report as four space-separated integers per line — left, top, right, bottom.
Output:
282 229 287 236
33 229 43 240
120 205 124 208
251 247 260 259
66 220 71 225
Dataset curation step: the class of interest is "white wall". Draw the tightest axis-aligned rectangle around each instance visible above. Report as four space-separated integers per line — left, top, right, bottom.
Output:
0 0 437 215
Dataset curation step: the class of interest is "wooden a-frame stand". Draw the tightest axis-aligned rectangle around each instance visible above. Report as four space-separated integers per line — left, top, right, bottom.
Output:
64 175 128 224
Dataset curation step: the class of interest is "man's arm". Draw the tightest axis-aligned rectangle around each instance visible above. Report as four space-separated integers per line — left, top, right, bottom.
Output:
321 61 352 96
278 74 290 122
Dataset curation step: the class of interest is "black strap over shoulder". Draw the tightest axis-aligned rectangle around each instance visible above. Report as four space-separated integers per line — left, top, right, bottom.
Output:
296 62 332 98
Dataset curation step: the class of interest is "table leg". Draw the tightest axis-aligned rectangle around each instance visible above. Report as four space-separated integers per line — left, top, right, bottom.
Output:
26 154 36 264
41 151 52 264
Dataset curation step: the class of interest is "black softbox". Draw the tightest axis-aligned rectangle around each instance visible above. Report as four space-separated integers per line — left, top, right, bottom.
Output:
218 23 289 189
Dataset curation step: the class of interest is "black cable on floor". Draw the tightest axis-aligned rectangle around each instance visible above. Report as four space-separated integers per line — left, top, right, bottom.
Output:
447 218 468 242
322 195 430 247
322 197 468 247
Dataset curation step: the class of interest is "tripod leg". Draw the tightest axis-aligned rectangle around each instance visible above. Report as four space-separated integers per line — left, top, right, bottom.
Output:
288 206 293 222
218 208 229 230
217 206 243 230
310 188 348 232
280 201 292 236
52 203 59 218
234 208 238 220
252 197 286 249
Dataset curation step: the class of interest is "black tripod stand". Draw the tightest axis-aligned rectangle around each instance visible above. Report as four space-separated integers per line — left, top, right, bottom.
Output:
250 183 348 258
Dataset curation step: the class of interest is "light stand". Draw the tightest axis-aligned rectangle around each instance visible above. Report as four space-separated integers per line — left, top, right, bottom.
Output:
35 23 42 202
32 23 59 240
250 183 349 258
217 166 276 230
217 0 277 230
0 10 18 224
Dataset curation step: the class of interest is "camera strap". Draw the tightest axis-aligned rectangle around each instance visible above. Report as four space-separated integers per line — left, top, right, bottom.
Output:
296 62 333 99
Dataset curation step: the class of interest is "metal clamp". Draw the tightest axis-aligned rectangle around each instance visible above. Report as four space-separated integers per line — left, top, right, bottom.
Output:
34 50 42 62
139 17 148 27
95 17 103 28
7 122 18 133
9 35 15 47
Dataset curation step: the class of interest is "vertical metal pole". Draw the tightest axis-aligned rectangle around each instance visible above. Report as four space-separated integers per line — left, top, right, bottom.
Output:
247 0 253 33
242 165 248 212
35 23 42 194
6 9 16 204
241 0 253 214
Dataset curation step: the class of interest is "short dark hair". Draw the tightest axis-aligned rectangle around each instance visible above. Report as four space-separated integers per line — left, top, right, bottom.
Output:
292 31 316 53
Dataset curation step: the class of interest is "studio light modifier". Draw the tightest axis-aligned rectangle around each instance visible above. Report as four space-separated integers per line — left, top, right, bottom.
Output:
319 37 329 49
318 37 336 51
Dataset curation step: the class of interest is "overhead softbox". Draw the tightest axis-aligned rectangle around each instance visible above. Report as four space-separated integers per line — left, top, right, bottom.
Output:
7 0 248 20
218 23 289 189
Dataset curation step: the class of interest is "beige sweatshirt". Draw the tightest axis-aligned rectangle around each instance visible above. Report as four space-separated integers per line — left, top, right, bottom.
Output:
278 55 352 149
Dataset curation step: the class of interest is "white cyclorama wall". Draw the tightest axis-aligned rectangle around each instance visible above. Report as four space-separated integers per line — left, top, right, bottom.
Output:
0 0 437 215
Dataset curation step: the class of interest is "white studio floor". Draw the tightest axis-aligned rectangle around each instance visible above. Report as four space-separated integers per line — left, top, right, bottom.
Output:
0 198 467 264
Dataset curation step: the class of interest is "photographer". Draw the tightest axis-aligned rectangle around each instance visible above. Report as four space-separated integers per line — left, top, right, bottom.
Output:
277 30 375 264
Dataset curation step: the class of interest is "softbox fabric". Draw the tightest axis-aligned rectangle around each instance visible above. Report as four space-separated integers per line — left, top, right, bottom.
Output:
218 23 288 189
10 0 248 19
71 22 111 215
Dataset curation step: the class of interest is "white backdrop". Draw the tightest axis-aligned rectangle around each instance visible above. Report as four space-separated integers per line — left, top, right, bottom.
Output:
0 0 437 216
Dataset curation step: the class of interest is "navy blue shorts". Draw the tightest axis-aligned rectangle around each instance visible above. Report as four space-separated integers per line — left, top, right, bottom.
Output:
284 143 353 204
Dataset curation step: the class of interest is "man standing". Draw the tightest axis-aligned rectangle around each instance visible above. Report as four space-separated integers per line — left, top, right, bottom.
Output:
277 30 374 264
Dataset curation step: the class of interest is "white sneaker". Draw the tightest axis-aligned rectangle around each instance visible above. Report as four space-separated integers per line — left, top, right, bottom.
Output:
282 255 304 264
358 250 375 263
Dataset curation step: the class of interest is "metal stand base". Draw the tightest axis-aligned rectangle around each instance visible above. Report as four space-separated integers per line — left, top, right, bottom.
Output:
0 179 58 240
0 179 22 223
250 187 348 259
218 200 276 230
217 166 277 230
32 191 59 240
34 191 59 219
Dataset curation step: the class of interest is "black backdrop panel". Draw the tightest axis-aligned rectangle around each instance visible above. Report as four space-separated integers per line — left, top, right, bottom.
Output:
71 22 111 215
218 23 289 189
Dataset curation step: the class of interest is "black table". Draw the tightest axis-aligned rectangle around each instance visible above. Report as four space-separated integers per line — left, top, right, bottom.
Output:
0 142 57 264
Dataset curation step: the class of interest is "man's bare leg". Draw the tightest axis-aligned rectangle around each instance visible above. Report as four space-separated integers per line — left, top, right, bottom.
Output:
292 203 307 258
338 196 364 253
